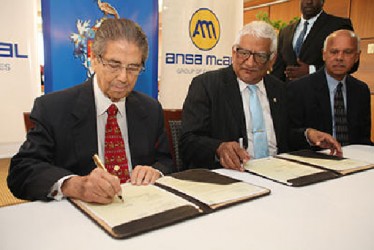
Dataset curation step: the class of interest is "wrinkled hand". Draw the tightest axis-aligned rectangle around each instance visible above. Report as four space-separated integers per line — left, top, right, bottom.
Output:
131 165 161 185
285 59 309 80
306 128 343 157
216 141 250 171
61 168 122 204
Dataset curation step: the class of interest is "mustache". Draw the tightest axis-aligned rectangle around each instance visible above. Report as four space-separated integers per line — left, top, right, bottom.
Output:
111 80 128 85
240 66 261 71
331 63 347 67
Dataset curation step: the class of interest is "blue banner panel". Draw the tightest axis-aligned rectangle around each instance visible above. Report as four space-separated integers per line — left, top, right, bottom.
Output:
42 0 158 98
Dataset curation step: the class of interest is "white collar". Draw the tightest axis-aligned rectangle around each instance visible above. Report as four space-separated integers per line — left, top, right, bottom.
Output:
300 10 323 26
93 75 126 117
238 78 266 95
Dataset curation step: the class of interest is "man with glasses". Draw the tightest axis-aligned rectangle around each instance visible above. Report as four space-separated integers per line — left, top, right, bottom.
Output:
180 21 341 171
8 19 173 203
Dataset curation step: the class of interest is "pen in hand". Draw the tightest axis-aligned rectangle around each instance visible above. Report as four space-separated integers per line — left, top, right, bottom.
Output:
239 138 243 149
92 154 124 202
238 138 244 170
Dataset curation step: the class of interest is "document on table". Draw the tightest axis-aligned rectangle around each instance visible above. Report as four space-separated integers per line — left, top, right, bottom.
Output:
278 150 374 175
156 175 269 209
76 183 199 228
244 157 325 185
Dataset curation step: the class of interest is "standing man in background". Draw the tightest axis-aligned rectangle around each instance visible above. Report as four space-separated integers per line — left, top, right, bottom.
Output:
272 0 355 81
287 30 372 150
8 18 173 204
180 21 341 172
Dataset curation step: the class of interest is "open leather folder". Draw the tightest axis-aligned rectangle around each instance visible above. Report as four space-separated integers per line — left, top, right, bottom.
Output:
70 169 270 239
244 149 374 186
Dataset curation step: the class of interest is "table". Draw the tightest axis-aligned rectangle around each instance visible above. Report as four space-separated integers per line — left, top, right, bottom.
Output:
1 145 373 250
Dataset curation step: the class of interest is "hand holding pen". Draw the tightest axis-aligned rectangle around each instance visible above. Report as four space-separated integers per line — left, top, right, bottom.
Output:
93 154 124 202
60 158 123 204
216 138 250 171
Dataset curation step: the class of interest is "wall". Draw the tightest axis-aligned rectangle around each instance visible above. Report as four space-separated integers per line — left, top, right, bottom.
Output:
350 0 374 95
244 0 351 22
244 0 374 142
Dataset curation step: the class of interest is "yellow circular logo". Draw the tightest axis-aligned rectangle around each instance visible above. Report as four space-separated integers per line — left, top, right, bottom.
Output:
189 8 220 51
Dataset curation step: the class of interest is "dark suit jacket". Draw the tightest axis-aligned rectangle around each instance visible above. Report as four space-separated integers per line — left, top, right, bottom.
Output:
287 68 373 150
272 11 354 82
8 78 173 200
180 65 289 169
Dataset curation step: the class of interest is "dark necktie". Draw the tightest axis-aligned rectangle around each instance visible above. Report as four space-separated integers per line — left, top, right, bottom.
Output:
105 104 130 183
334 83 349 145
294 21 309 57
248 85 269 159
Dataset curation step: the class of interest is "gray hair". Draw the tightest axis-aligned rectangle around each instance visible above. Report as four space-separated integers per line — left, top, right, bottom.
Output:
233 21 277 58
323 29 360 52
92 18 149 65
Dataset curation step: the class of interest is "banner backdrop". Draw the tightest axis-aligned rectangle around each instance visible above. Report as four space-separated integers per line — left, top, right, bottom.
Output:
42 0 159 98
0 0 41 146
159 0 243 109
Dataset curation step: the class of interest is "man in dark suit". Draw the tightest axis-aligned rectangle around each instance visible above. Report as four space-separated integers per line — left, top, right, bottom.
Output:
180 21 341 171
8 19 173 203
288 29 372 150
272 0 354 81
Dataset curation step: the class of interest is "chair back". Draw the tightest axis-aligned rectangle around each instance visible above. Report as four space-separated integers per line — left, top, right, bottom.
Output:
163 109 184 172
23 112 35 132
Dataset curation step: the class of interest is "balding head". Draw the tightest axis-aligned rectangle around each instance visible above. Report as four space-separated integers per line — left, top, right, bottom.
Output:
322 29 360 80
323 29 360 53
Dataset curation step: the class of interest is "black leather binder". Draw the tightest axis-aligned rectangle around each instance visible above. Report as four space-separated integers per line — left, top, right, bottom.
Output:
70 169 270 239
244 149 374 187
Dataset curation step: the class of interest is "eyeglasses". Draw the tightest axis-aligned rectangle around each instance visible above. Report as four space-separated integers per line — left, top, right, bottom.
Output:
98 56 145 76
235 47 272 64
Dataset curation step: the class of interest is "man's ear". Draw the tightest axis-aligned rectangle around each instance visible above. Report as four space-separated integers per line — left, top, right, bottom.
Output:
91 53 98 70
322 49 326 62
355 50 361 63
268 53 277 69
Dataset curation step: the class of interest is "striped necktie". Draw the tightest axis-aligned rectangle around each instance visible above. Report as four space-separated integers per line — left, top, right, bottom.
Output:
294 21 309 57
334 82 349 145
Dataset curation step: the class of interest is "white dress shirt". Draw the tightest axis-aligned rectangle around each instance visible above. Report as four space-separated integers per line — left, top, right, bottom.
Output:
293 11 322 73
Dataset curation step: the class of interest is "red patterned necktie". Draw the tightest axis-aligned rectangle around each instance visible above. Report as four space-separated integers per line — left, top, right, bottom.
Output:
104 104 130 183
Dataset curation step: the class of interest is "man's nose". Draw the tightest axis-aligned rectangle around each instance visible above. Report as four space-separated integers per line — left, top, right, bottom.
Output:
244 54 256 65
336 51 345 60
116 68 129 81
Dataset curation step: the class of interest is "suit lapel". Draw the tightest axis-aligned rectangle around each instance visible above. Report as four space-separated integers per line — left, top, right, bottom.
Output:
287 21 299 55
345 76 355 129
126 92 148 155
301 12 327 54
70 79 98 167
314 69 333 133
222 66 247 143
263 75 282 143
263 76 280 115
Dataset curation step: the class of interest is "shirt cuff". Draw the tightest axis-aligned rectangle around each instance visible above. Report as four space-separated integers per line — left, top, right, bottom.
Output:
304 128 313 146
155 169 164 177
48 175 76 200
309 65 316 74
